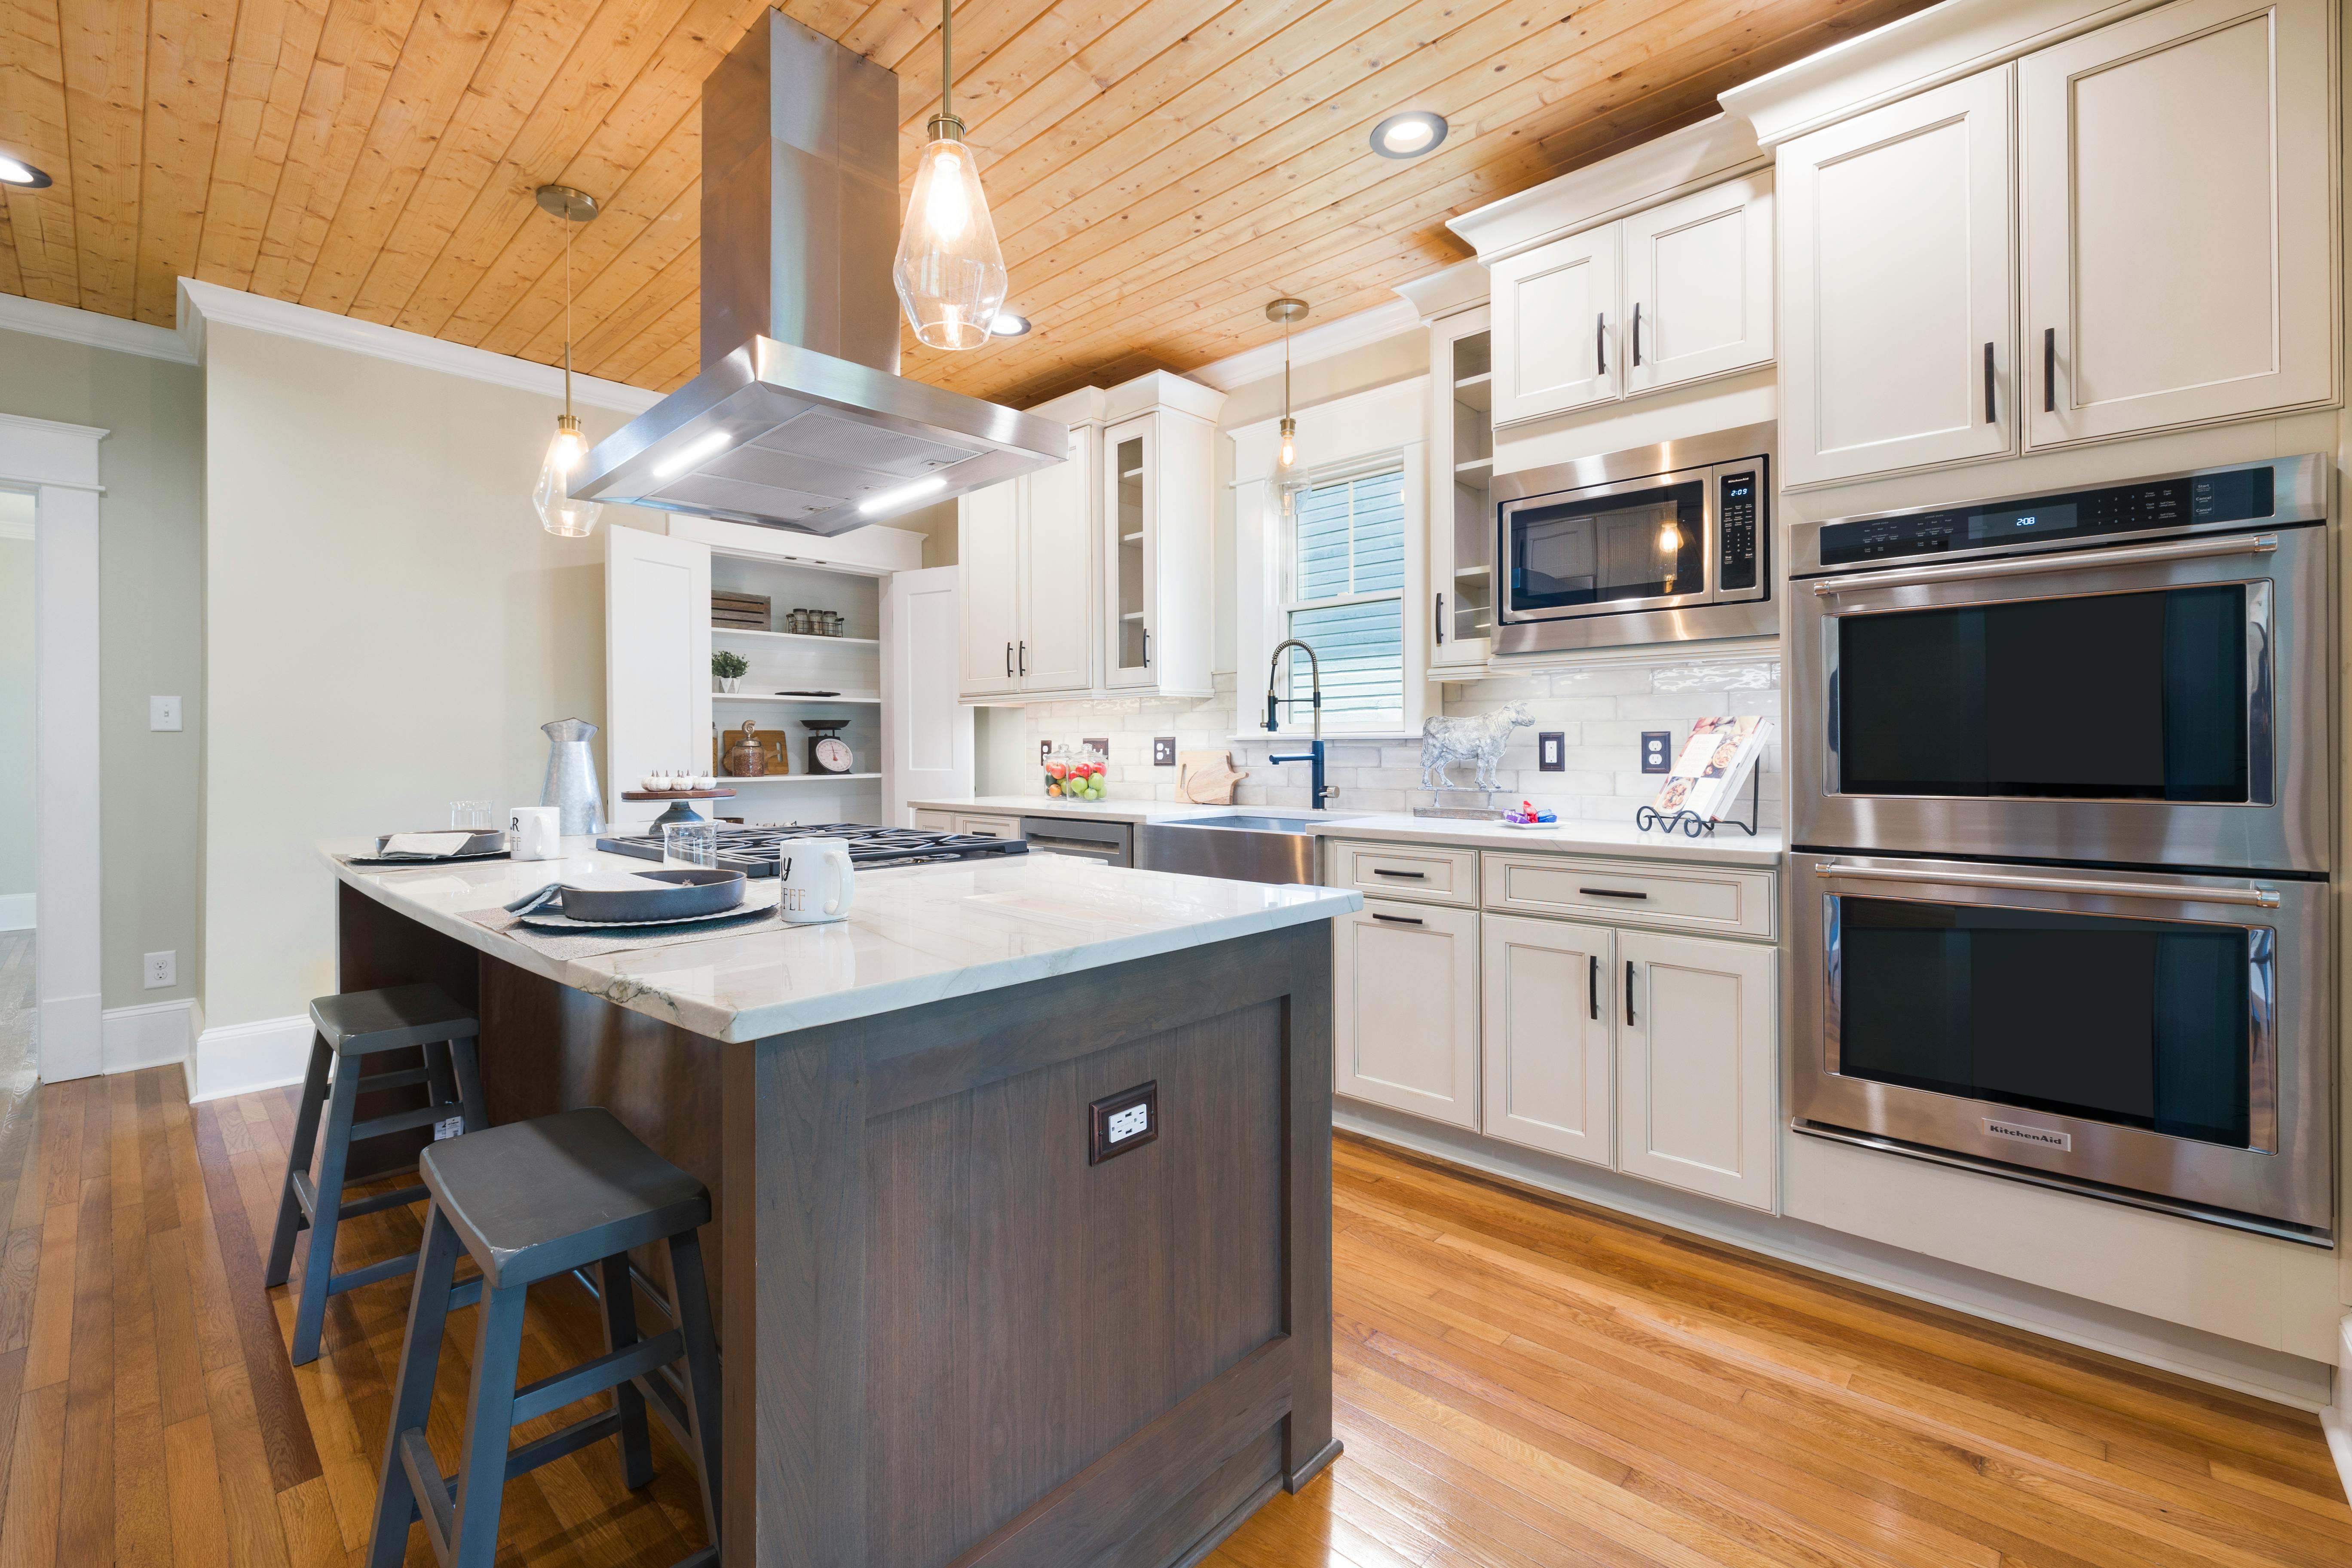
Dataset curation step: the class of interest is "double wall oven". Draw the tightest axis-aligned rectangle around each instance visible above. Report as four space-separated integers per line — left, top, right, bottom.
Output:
1788 455 2334 1241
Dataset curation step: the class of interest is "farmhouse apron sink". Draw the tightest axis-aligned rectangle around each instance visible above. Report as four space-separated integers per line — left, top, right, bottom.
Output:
1136 814 1361 886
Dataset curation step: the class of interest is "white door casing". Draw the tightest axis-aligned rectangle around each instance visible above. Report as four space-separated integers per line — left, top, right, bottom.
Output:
1780 66 2017 486
881 565 974 823
0 411 105 1083
1480 913 1614 1166
1333 897 1480 1127
2021 0 2336 445
1615 928 1777 1211
603 527 712 831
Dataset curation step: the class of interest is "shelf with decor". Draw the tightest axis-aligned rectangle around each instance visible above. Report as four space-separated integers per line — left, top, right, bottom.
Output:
710 626 881 648
713 692 882 704
718 772 884 784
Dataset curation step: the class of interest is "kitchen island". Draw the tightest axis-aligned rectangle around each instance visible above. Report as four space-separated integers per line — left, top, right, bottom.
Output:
324 839 1361 1568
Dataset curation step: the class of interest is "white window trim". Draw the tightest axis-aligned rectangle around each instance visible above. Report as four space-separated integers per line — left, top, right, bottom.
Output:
1232 377 1429 737
1278 463 1408 734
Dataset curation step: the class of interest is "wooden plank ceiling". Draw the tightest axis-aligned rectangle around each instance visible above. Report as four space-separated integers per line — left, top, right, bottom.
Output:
0 0 1926 407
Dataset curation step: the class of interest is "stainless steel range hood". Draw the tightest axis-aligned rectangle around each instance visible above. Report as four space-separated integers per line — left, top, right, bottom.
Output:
570 9 1064 536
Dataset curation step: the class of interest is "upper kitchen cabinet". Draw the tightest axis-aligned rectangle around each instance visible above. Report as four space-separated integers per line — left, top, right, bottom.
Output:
1452 117 1776 432
957 387 1104 701
2020 0 2335 446
1100 373 1222 696
1622 172 1774 398
1398 261 1495 673
1778 67 2018 487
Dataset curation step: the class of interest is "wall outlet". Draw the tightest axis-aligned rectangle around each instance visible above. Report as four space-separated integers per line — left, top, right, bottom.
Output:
433 1116 466 1141
1088 1080 1159 1165
1153 736 1176 766
1040 739 1054 765
1083 735 1110 757
149 695 183 732
143 951 176 989
1641 731 1674 773
1537 732 1565 772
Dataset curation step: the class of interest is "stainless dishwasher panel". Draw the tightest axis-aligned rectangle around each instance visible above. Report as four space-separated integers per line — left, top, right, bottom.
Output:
1019 817 1133 867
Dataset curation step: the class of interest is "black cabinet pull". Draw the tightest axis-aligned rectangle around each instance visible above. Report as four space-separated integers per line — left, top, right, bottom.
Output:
1142 628 1151 666
2043 326 2056 413
1372 869 1426 879
1004 641 1012 678
1632 301 1642 367
1588 954 1599 1021
1434 591 1444 645
1372 912 1424 926
1018 640 1026 676
1578 886 1648 900
1624 959 1636 1027
1983 341 1995 423
1596 312 1607 376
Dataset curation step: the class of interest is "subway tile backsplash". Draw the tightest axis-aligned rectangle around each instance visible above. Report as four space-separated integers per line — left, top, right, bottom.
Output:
1005 657 1783 826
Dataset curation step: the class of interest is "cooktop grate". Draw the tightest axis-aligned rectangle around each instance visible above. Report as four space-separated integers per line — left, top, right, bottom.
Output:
595 822 1028 877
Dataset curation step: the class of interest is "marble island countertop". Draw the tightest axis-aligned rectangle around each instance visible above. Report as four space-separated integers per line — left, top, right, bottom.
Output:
325 838 1362 1043
913 796 1785 869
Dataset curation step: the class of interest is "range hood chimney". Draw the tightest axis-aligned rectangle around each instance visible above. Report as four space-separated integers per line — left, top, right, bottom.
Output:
570 8 1064 536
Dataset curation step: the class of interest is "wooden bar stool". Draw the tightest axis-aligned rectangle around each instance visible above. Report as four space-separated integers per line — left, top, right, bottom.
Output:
365 1107 723 1568
264 982 488 1366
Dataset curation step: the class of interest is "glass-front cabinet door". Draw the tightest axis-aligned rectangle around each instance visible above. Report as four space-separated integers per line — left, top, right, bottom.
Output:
1430 306 1493 671
1102 414 1156 688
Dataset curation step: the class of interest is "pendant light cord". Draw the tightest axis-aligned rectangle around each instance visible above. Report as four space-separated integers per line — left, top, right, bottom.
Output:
940 0 952 125
562 214 573 420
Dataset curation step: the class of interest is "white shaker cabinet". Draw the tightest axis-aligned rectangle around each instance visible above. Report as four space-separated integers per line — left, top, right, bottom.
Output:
1019 424 1096 693
1101 395 1217 696
1779 67 2017 486
1622 171 1774 397
958 478 1023 698
1615 929 1776 1211
2020 0 2335 447
1333 897 1481 1128
1480 914 1613 1167
1491 222 1621 424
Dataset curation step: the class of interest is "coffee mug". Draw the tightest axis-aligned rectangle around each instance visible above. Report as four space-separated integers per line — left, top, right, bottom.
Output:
777 838 854 925
508 805 562 861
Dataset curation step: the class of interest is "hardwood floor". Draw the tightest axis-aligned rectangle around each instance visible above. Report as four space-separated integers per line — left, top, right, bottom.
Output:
0 926 2345 1566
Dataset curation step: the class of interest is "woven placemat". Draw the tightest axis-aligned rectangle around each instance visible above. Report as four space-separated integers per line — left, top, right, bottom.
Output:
460 879 786 960
339 851 512 868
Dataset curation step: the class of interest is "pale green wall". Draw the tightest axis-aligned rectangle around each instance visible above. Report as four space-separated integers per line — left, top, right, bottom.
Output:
0 325 204 1005
0 508 31 902
199 322 658 1028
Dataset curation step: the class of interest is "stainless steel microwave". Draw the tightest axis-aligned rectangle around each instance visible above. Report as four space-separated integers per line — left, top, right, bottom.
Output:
1493 422 1775 654
1788 455 2332 873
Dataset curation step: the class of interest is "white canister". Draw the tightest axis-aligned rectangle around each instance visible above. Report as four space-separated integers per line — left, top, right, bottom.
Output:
776 838 854 925
508 805 563 861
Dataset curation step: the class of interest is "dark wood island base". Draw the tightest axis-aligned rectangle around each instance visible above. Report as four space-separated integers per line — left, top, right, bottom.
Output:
337 881 1338 1568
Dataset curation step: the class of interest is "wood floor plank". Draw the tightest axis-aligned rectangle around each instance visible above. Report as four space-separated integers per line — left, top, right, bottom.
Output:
162 1412 233 1568
0 1382 66 1568
56 1171 114 1568
19 1201 75 1391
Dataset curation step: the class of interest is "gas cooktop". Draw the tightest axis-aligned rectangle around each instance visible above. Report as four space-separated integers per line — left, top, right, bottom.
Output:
595 822 1028 877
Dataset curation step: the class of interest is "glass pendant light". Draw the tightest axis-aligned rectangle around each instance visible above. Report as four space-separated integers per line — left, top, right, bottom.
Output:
893 0 1009 350
1267 297 1309 517
533 184 604 537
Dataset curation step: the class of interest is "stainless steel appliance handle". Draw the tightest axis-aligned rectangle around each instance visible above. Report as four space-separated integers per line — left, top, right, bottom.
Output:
1811 533 2277 595
1813 862 2281 908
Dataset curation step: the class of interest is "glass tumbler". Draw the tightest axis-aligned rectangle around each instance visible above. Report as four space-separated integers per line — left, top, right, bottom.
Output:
662 821 720 868
448 800 493 830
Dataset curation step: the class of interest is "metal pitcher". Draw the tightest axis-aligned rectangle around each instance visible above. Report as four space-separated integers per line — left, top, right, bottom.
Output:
539 718 607 835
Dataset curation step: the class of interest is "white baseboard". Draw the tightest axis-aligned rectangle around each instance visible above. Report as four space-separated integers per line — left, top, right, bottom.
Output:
2323 1317 2352 1503
1336 1098 2337 1413
187 1014 313 1103
101 998 192 1074
0 894 30 931
37 992 101 1082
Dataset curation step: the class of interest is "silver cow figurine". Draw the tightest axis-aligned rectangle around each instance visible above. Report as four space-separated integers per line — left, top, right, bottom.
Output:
1420 702 1534 791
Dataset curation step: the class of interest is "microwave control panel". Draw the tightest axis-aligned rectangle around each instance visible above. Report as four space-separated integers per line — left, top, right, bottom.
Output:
1718 469 1761 591
1817 466 2280 566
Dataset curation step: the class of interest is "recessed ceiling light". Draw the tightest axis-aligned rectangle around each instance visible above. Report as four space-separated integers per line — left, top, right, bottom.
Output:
1370 111 1447 159
0 154 54 189
989 311 1031 337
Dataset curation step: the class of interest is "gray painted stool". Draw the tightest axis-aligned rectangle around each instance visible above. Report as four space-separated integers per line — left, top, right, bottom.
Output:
365 1107 722 1568
265 982 488 1366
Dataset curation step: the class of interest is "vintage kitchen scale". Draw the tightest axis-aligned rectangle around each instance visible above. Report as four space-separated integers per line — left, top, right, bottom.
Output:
801 718 855 775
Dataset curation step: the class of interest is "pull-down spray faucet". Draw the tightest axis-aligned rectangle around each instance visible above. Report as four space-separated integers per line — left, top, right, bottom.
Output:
1264 638 1338 809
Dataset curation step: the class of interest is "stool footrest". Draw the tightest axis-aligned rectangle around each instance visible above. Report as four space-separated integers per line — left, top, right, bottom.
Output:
511 1328 683 1429
328 1250 420 1296
337 1182 428 1222
505 1408 623 1480
356 1066 432 1093
351 1103 454 1142
396 1429 456 1561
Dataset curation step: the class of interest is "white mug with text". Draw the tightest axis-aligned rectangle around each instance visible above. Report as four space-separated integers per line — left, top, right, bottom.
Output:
777 838 854 925
508 805 562 861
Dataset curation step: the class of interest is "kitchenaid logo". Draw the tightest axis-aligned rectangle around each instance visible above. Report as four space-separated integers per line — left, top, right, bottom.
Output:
1983 1118 2071 1152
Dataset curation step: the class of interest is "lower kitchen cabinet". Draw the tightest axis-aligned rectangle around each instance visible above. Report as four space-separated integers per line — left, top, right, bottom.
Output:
1616 928 1777 1210
1333 897 1480 1127
1480 914 1613 1167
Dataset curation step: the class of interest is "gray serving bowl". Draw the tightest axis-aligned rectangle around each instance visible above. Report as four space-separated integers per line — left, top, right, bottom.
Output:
559 867 745 922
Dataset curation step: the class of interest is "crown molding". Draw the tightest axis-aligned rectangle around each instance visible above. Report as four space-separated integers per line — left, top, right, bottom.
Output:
0 291 198 365
1185 296 1421 392
1718 0 2162 147
1393 259 1488 323
176 278 664 415
1447 114 1765 264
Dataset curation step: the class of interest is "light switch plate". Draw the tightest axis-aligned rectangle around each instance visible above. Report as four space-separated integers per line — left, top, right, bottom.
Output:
1153 736 1176 766
1641 731 1673 773
149 695 183 732
1537 732 1565 771
144 951 175 989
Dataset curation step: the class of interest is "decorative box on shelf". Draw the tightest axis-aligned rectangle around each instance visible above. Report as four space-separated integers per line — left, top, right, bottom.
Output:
712 590 770 630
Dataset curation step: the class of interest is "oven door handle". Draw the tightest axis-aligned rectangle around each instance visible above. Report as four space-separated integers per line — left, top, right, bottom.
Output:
1810 532 2277 595
1813 862 2280 908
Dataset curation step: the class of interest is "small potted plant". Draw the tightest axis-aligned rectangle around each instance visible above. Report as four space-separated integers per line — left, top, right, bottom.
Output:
712 649 748 693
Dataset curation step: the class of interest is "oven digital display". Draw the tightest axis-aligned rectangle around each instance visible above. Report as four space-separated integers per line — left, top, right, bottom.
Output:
1967 502 2077 540
1816 466 2278 566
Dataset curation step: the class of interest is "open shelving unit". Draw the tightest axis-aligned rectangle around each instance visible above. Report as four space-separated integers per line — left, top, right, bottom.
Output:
706 551 885 826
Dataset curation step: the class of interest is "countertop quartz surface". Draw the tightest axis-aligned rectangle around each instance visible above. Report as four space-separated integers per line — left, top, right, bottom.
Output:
912 796 1785 869
325 838 1363 1043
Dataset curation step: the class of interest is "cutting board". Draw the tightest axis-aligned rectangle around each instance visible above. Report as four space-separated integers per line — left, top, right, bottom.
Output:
1176 749 1246 804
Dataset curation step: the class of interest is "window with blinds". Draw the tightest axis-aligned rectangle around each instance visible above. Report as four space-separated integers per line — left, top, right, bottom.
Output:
1282 466 1405 729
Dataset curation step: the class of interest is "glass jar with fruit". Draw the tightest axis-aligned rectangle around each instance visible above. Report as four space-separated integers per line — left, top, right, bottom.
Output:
1043 744 1108 801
